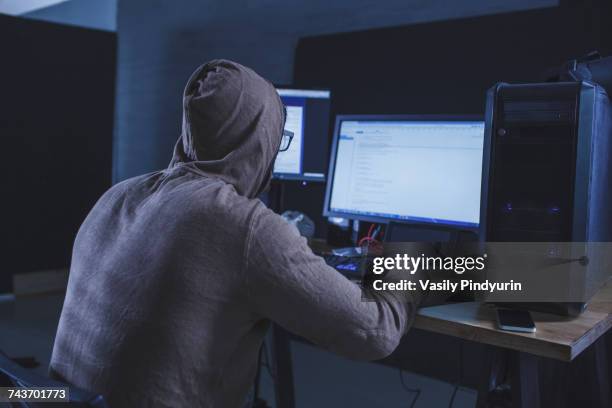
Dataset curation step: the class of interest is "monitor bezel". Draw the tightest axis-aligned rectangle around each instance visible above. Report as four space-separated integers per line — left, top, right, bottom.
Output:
323 114 484 231
272 85 332 182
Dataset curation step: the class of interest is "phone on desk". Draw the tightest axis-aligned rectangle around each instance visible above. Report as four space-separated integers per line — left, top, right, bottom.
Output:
496 308 536 333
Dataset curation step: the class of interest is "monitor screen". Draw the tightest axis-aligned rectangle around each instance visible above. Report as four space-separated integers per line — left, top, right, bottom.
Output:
324 116 485 228
273 88 331 181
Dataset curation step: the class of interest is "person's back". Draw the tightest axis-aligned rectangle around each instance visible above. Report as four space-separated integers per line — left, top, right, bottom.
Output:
52 169 267 406
51 60 420 407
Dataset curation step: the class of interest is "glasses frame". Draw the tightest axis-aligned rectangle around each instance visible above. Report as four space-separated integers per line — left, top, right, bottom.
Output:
279 129 294 152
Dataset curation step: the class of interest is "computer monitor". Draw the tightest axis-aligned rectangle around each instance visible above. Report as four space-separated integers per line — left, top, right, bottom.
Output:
273 87 331 181
324 115 485 229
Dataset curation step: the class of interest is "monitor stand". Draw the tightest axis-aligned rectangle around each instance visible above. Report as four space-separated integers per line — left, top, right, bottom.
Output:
384 222 479 302
385 222 478 243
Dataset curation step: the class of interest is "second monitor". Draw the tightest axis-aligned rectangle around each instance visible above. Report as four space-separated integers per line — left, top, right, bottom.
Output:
324 115 485 229
273 87 331 181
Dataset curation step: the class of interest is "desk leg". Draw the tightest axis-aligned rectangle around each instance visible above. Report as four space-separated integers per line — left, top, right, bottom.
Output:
510 351 540 408
539 358 569 408
476 345 505 408
270 324 295 408
592 336 611 408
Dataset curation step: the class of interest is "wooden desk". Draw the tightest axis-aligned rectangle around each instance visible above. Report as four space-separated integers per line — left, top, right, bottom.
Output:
271 272 612 408
415 281 612 362
412 281 612 408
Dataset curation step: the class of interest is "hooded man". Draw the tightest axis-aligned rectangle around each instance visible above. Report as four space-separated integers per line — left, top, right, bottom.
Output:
50 60 421 407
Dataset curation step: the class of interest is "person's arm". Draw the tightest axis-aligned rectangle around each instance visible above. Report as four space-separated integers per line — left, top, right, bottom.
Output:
243 208 420 361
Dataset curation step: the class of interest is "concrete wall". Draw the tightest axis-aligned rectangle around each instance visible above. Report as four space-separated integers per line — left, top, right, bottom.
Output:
115 0 557 181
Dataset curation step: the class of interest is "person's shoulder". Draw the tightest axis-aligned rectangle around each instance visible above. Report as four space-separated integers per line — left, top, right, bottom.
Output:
202 185 294 237
92 173 154 207
104 171 161 196
248 201 301 241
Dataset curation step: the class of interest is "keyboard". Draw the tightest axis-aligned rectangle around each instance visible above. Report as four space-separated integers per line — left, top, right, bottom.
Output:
323 254 367 277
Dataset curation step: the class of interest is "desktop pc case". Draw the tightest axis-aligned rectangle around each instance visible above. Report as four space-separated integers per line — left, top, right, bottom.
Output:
479 81 612 316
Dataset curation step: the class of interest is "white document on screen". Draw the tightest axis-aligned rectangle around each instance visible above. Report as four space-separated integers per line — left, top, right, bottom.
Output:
273 105 303 175
329 121 484 225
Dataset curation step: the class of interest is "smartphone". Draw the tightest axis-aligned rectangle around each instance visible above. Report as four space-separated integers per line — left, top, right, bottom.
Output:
496 308 536 333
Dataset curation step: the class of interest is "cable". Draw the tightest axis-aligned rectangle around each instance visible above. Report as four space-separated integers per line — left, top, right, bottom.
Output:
358 223 384 251
398 369 421 408
260 341 276 380
253 344 264 404
358 223 376 246
252 342 276 408
367 223 375 238
358 236 375 246
448 385 459 408
371 225 382 240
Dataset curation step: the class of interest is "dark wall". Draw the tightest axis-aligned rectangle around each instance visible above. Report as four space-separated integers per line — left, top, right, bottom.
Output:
295 0 611 117
0 14 116 292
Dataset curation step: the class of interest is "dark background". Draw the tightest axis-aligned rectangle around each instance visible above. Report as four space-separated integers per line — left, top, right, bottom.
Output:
295 0 611 115
0 14 116 293
1 1 611 406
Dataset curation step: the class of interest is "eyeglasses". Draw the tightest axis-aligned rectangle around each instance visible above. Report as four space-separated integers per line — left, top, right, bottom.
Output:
279 129 294 152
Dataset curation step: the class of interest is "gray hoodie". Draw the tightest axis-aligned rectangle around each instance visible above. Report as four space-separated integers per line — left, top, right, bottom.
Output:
50 60 418 407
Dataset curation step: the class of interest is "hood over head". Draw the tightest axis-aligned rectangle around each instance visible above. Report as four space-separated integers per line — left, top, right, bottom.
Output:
170 60 284 198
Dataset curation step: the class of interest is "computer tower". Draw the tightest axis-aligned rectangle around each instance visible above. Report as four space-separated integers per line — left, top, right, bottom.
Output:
480 81 612 315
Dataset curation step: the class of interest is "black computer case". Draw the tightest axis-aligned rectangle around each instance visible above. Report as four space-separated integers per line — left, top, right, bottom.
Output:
480 81 612 315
